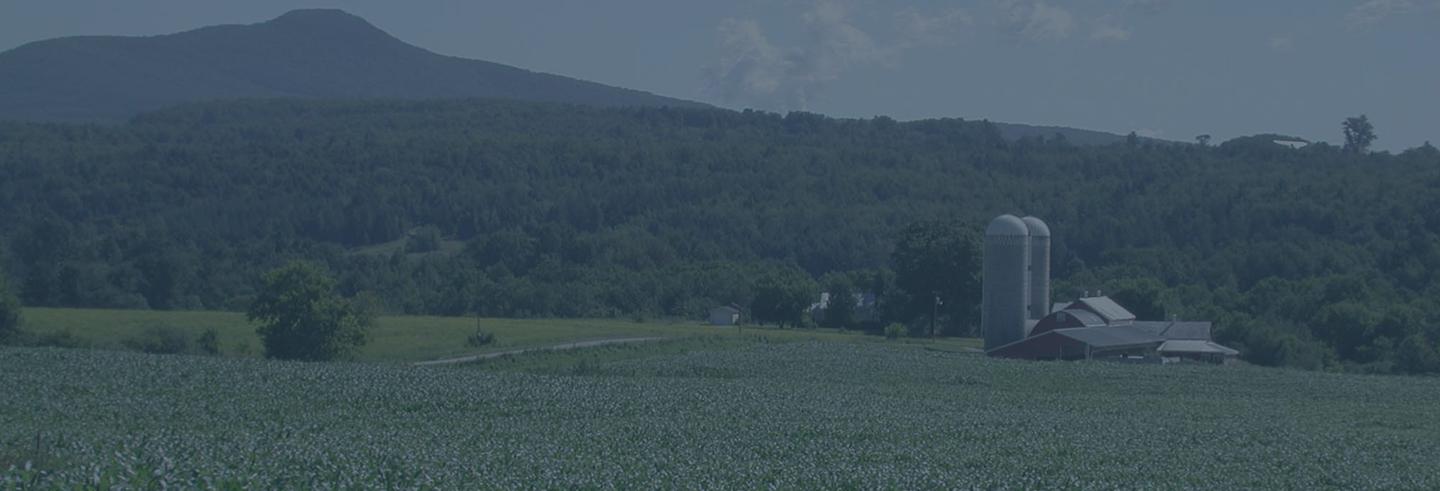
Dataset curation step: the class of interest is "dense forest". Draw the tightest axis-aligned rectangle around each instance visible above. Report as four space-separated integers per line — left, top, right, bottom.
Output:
1 98 1437 373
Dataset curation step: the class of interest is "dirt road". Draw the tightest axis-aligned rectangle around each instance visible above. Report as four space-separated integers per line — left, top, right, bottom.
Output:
412 337 668 366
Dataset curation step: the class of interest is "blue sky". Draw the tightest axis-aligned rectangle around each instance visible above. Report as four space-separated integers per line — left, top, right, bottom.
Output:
2 0 1436 150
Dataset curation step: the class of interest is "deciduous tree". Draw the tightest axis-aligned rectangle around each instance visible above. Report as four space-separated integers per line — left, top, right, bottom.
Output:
1343 115 1376 153
248 262 371 361
0 264 21 344
891 220 980 336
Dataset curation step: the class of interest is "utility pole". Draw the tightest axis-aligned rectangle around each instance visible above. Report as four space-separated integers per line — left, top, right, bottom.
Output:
930 292 942 338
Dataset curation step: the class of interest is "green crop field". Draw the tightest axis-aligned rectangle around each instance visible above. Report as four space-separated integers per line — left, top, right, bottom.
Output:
18 307 950 363
4 341 1438 488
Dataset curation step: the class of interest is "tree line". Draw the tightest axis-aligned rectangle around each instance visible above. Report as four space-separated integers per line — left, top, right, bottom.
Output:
0 99 1437 373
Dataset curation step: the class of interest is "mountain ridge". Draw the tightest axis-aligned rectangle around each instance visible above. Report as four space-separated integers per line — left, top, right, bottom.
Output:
0 9 708 122
0 8 1147 145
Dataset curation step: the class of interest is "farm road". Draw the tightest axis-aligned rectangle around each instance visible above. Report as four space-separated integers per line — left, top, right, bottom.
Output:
413 337 668 367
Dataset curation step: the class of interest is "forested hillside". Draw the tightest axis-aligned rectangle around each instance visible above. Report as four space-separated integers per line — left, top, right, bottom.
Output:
1 98 1437 373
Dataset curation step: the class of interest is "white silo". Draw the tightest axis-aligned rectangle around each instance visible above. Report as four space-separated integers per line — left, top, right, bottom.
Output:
982 214 1030 351
1022 216 1051 321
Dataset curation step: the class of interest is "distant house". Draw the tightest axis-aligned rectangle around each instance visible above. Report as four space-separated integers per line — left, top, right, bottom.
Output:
809 291 878 325
709 305 741 326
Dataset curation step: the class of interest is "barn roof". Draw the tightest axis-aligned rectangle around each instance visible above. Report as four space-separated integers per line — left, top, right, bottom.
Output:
1057 309 1107 328
1053 326 1162 348
1159 340 1239 356
1131 321 1212 340
1070 297 1136 324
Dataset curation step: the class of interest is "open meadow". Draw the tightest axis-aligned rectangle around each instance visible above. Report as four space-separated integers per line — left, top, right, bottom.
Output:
18 307 965 363
4 339 1439 488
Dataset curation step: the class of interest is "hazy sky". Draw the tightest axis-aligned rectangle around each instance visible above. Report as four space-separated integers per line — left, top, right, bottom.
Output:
2 0 1436 150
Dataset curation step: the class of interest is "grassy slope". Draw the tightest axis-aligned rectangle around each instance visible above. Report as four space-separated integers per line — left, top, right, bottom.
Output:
20 307 973 362
2 341 1436 488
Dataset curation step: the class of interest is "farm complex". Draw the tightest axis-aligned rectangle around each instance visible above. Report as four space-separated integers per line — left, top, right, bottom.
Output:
981 215 1239 363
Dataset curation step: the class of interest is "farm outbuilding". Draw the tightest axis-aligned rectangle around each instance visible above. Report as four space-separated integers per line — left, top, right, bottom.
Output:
980 214 1239 364
709 305 741 326
988 296 1238 364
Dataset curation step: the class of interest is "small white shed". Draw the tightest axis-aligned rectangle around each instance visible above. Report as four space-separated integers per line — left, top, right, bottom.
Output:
708 305 741 326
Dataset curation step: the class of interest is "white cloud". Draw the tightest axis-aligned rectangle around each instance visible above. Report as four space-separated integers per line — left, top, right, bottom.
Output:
1090 16 1131 42
1346 0 1418 29
895 7 974 46
1269 36 1295 53
706 1 936 111
707 19 788 104
1001 1 1076 42
1121 0 1173 16
1091 26 1131 41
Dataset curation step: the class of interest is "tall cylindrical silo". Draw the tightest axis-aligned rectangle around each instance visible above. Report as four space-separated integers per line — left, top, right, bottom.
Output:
983 214 1030 351
1022 216 1051 322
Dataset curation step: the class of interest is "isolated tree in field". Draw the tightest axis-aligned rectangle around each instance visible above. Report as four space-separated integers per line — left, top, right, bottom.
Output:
1343 115 1376 153
248 262 371 361
0 264 22 344
891 220 980 335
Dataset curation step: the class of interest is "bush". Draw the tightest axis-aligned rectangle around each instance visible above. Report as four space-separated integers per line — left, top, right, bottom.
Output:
467 329 496 348
123 326 192 355
198 329 221 356
32 330 87 349
884 323 906 341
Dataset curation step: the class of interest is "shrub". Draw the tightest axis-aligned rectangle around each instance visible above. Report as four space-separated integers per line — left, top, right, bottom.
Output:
884 323 906 341
33 330 87 349
123 326 192 355
467 328 496 348
198 329 221 356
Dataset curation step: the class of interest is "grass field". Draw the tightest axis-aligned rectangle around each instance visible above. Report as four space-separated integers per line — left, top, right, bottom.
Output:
3 341 1438 488
19 307 977 362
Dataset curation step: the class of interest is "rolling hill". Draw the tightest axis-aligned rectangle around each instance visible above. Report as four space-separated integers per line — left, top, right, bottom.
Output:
0 9 1148 145
0 9 706 122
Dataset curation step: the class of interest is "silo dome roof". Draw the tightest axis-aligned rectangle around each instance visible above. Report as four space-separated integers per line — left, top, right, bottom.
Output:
986 214 1029 236
1021 216 1050 237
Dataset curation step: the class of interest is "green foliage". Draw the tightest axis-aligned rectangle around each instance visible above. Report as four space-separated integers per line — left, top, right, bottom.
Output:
1105 277 1170 321
749 268 816 328
247 262 370 361
0 99 1438 373
883 323 906 340
891 219 980 336
0 265 20 344
121 326 192 355
820 273 855 329
5 342 1440 487
466 328 496 348
1397 334 1440 374
197 329 221 356
404 226 443 254
1343 115 1377 153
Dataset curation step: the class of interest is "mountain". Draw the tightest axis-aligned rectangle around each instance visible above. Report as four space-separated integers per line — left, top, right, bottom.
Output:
0 9 706 122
